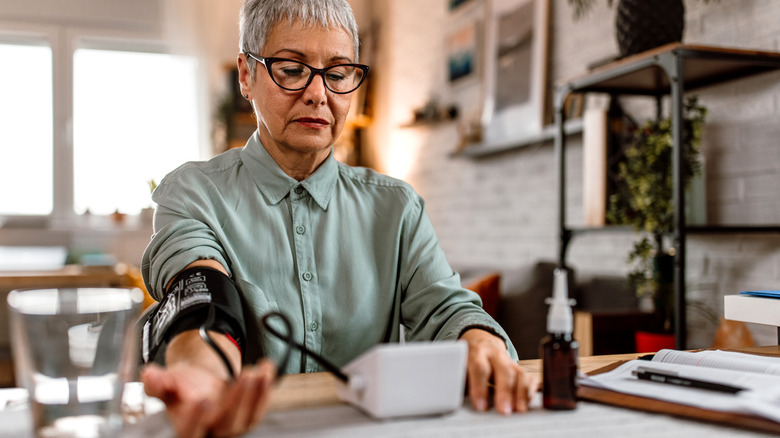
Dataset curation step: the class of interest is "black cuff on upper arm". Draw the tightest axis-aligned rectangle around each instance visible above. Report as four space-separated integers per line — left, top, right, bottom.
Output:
142 266 246 364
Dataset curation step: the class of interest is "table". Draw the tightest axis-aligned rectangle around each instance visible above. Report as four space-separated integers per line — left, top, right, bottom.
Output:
4 348 778 437
268 346 780 412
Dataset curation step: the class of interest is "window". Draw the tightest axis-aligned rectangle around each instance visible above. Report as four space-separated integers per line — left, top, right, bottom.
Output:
0 42 54 216
73 49 200 215
0 31 203 221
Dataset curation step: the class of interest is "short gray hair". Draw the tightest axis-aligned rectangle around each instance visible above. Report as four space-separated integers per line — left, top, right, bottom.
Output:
239 0 360 78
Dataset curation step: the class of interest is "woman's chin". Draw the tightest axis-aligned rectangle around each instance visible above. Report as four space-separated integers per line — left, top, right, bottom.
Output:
261 129 334 155
282 138 334 155
284 131 337 152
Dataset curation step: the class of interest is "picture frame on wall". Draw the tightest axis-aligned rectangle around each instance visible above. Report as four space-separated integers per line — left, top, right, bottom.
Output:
449 0 472 11
447 17 479 83
446 0 484 88
480 0 550 147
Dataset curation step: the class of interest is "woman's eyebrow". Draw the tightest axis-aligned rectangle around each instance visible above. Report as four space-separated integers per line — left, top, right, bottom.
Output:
270 48 306 58
270 49 353 63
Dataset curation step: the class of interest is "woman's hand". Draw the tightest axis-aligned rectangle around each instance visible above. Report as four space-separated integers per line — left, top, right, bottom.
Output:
459 328 539 415
141 359 276 438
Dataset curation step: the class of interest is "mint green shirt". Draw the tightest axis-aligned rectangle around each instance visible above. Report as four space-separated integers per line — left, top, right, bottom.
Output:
142 132 517 373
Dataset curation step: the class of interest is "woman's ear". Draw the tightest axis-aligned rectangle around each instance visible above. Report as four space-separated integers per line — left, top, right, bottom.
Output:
237 54 252 100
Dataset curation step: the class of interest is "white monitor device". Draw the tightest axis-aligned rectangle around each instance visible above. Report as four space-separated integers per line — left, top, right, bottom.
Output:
337 341 468 419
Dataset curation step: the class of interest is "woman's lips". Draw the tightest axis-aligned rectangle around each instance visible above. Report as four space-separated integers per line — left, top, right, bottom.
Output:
295 117 330 129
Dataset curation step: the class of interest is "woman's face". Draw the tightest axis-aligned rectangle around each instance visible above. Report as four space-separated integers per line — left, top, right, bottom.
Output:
241 19 355 160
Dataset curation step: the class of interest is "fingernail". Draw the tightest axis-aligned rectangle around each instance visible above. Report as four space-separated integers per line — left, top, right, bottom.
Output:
500 401 513 415
474 398 488 412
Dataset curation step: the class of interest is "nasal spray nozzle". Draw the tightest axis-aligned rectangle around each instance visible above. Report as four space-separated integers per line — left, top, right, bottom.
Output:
546 268 575 334
541 267 579 410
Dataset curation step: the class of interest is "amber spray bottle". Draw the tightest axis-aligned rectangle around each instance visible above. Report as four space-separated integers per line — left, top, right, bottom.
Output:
541 268 579 410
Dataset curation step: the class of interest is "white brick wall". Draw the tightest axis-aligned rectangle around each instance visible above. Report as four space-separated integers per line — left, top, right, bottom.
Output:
368 0 780 348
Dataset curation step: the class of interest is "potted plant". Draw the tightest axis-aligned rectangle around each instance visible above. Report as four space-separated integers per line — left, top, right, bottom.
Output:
140 179 157 226
607 96 707 342
567 0 720 58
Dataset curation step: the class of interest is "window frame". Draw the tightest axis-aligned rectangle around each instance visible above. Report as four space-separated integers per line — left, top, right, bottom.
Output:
0 22 59 226
0 23 208 229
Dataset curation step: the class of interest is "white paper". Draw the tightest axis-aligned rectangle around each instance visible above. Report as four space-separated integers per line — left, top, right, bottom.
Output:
653 349 780 376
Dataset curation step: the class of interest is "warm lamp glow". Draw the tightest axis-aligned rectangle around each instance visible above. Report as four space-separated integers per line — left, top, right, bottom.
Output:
385 129 424 181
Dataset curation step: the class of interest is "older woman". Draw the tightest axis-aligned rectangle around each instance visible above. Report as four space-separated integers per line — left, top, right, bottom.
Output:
141 0 537 436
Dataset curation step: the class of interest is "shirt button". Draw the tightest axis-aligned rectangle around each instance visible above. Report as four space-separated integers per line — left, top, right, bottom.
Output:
310 321 318 331
302 271 313 281
295 225 305 235
294 186 304 194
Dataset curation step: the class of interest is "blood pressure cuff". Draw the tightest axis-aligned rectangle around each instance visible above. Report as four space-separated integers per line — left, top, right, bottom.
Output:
142 266 246 364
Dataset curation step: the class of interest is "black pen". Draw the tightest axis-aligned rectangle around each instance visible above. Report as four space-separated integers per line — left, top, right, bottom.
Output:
632 367 745 394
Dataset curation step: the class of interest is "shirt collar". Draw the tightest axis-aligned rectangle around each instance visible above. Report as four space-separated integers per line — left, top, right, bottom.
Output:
240 131 337 210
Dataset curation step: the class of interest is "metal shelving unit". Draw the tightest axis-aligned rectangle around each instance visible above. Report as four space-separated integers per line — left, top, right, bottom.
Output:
554 43 780 350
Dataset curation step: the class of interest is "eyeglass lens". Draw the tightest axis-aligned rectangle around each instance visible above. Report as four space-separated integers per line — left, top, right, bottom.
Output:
270 60 364 93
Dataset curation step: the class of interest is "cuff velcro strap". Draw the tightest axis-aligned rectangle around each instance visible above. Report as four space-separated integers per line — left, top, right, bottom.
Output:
142 266 246 364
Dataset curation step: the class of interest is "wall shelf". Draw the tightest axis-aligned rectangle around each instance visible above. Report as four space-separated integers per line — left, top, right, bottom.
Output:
459 119 583 158
686 225 780 235
400 119 456 129
554 43 780 350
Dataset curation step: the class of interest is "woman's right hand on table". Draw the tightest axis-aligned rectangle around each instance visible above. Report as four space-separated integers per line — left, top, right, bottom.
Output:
141 359 276 438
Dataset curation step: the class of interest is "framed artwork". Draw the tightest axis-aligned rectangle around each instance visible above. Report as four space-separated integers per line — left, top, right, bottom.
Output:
480 0 550 146
449 0 473 11
446 0 484 87
447 18 479 83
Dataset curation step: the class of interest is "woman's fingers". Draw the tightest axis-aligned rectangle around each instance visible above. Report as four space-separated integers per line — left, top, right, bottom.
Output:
248 361 277 425
174 398 214 438
466 344 492 412
461 329 539 415
207 360 277 437
140 364 177 403
489 355 517 415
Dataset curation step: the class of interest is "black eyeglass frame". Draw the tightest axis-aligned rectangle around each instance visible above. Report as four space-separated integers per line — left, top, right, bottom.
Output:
245 52 370 95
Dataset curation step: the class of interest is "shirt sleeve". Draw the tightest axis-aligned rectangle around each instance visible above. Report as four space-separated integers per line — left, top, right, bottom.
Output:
398 194 519 360
141 165 230 300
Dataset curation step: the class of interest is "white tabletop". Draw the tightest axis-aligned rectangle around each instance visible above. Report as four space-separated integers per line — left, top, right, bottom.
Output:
0 383 167 438
1 389 774 438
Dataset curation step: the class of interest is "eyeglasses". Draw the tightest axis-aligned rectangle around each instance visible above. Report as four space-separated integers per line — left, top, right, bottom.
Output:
246 53 369 94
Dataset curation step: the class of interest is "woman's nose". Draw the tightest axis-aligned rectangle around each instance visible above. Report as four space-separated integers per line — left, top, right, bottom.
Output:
302 73 328 105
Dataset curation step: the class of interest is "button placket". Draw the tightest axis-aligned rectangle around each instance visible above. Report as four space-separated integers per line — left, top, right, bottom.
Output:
289 187 322 373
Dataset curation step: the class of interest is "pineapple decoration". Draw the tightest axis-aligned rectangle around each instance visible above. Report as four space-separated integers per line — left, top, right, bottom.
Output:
568 0 719 58
615 0 684 58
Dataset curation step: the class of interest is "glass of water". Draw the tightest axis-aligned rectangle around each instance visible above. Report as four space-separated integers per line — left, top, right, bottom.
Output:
8 287 144 438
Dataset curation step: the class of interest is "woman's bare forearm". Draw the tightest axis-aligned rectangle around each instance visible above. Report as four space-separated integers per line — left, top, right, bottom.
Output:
164 259 240 380
165 329 242 381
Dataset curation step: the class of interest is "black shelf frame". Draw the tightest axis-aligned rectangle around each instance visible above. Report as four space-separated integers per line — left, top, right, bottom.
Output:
554 43 780 350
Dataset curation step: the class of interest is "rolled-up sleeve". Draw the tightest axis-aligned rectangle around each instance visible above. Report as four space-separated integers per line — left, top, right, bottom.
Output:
141 165 230 300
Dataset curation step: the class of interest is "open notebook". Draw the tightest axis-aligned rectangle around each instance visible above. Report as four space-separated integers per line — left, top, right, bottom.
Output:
580 349 780 434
